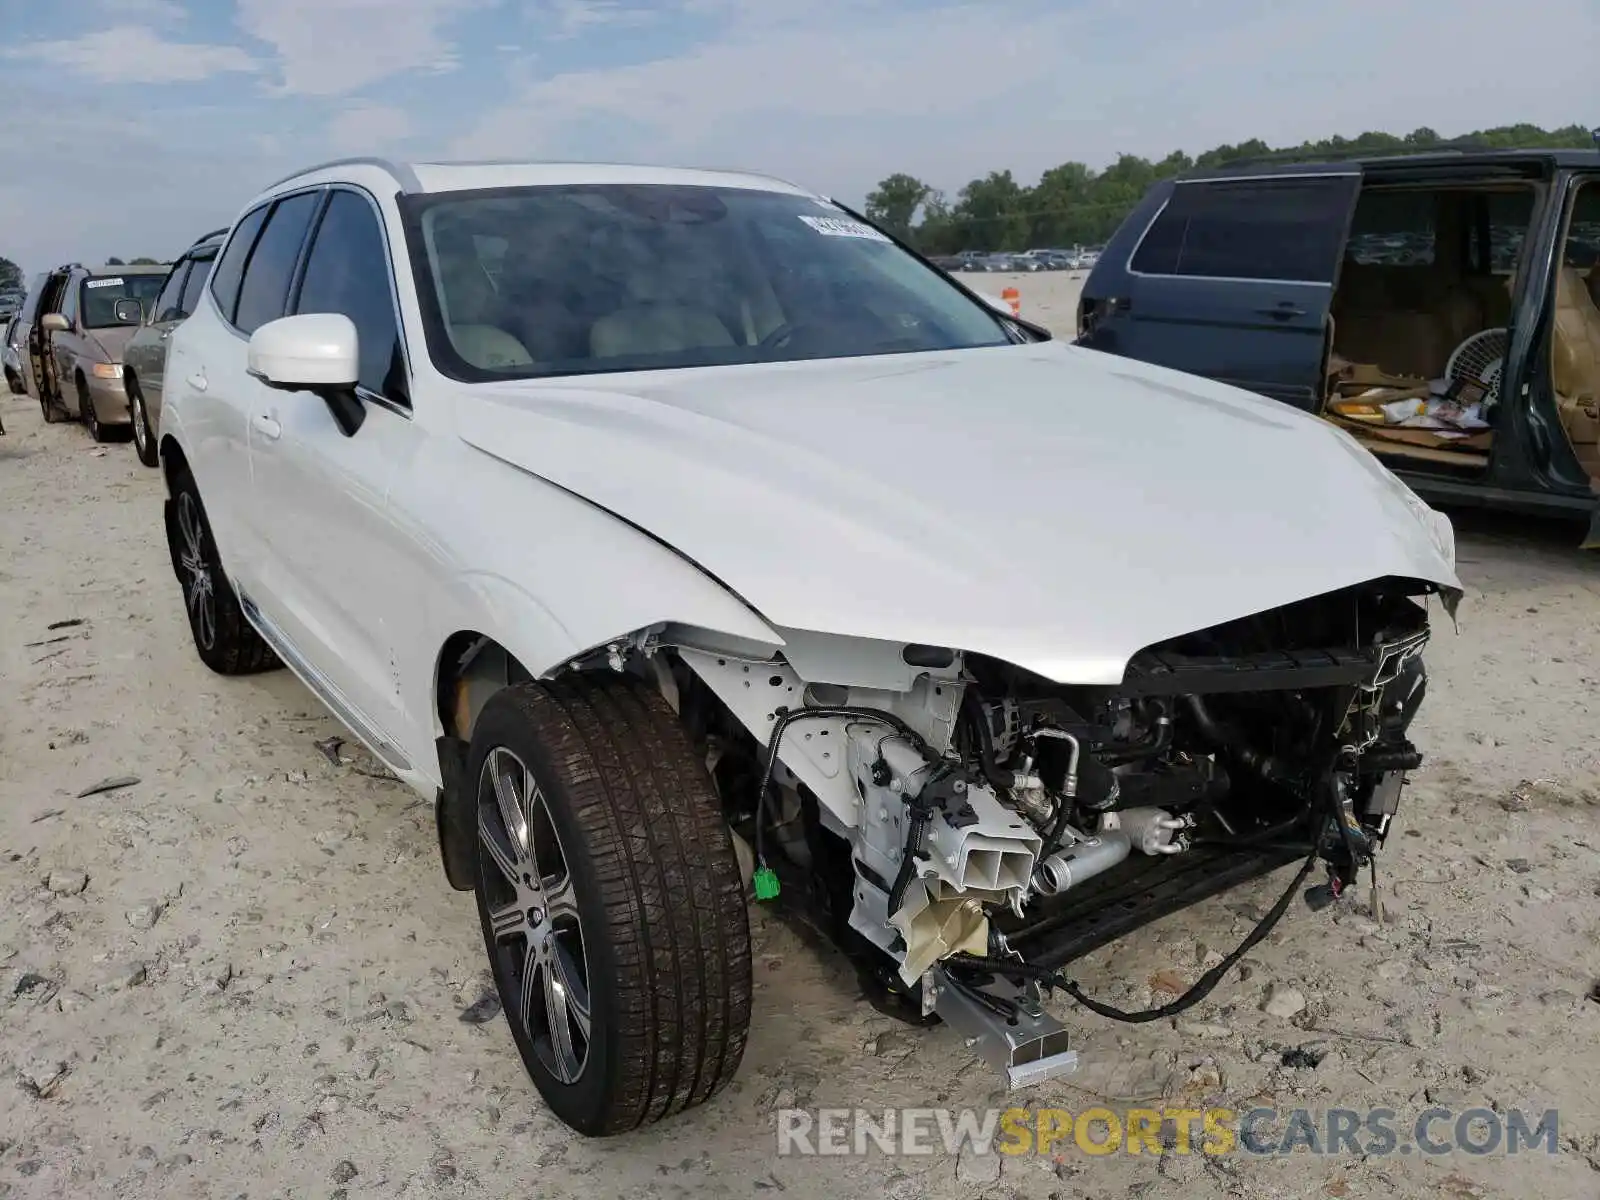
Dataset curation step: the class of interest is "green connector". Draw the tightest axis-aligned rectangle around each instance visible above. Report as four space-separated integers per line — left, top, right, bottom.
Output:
752 866 781 901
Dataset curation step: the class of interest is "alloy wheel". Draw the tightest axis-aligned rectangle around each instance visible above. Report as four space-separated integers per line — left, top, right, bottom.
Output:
176 492 216 650
477 746 592 1084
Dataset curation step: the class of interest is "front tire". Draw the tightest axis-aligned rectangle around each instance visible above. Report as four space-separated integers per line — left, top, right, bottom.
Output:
79 376 109 442
164 467 281 675
129 378 158 467
468 677 752 1136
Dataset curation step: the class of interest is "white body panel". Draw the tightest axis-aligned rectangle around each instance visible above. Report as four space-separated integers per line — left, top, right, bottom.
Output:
161 158 1460 800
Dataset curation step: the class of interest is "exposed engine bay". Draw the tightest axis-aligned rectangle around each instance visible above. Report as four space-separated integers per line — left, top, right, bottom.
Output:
646 577 1438 1087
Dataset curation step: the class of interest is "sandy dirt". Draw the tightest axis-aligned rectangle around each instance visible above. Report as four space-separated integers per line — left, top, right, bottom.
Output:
2 277 1598 1199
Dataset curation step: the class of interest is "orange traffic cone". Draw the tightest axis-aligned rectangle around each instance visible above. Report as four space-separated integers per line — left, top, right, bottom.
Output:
1000 286 1021 316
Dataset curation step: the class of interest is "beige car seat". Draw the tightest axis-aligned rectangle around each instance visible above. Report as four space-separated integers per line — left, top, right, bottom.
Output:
435 247 534 370
1551 266 1600 480
589 267 735 359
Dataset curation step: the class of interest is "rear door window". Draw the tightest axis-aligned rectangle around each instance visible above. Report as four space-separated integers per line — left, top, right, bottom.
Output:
179 250 215 318
152 263 190 323
210 205 270 324
234 192 320 335
1132 176 1358 283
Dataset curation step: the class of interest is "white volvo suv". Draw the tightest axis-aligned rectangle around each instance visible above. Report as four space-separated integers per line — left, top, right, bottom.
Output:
158 157 1460 1136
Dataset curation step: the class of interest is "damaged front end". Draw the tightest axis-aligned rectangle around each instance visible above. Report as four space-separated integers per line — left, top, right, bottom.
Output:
653 575 1440 1091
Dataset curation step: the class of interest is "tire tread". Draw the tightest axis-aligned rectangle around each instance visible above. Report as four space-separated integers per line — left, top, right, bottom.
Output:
489 675 751 1134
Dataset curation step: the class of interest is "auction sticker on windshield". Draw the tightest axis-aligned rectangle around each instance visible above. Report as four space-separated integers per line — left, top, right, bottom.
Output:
798 216 891 241
86 278 125 288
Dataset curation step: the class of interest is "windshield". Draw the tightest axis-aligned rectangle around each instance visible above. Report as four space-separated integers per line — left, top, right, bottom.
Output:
80 273 165 329
405 184 1012 380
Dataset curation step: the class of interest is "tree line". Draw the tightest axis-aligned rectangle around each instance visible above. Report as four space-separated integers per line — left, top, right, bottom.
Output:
864 123 1597 254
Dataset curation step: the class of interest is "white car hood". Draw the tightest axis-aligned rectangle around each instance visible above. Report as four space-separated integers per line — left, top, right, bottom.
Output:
453 341 1460 684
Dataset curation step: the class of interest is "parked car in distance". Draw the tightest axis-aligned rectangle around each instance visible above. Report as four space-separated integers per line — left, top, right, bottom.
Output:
122 229 227 467
3 314 26 396
980 251 1024 271
9 273 48 403
157 156 1459 1138
32 263 169 440
1076 148 1600 546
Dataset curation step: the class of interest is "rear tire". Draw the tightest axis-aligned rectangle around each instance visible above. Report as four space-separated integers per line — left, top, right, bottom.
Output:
39 373 64 423
468 676 752 1136
164 466 281 675
129 378 158 467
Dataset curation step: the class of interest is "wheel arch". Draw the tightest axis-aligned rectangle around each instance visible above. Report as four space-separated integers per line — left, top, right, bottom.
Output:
429 609 782 891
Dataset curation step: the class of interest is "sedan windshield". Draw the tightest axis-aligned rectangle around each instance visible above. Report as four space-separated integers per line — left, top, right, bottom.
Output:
81 274 165 329
405 184 1013 379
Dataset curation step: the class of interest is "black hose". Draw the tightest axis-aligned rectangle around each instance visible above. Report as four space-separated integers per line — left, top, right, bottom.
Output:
1184 694 1286 782
886 809 932 918
1040 794 1075 860
947 844 1319 1023
1099 700 1174 766
960 689 1014 791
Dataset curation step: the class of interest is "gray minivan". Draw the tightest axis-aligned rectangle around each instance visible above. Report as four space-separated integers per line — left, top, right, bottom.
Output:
1077 148 1600 546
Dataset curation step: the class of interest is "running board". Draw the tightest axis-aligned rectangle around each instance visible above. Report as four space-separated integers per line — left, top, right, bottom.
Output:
931 968 1078 1089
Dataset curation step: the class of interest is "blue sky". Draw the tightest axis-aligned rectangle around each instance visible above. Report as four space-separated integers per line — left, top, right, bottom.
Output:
1 0 1593 273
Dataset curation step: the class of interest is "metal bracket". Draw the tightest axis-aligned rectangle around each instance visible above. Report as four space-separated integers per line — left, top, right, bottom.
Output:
933 967 1079 1089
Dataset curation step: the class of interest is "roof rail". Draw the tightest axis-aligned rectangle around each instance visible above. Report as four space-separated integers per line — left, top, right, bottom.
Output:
1207 136 1496 170
258 156 422 196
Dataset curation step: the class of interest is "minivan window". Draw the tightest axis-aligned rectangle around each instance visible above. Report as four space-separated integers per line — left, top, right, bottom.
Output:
1131 178 1354 283
295 191 404 399
210 205 270 323
234 192 320 336
179 250 215 318
1346 191 1436 267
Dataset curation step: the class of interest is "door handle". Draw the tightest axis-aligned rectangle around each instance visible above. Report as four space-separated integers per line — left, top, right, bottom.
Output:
186 371 207 392
1255 304 1307 319
252 413 282 440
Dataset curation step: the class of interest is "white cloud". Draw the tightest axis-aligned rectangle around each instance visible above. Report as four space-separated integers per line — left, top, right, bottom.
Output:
0 104 294 274
99 0 188 20
451 0 1599 202
236 0 484 95
327 103 413 153
10 25 258 84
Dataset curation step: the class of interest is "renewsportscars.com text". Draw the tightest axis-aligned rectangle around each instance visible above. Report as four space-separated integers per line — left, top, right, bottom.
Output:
775 1105 1560 1159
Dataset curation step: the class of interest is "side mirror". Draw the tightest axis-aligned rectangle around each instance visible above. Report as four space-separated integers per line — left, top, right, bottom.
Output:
247 313 365 437
978 293 1013 316
112 298 144 325
40 313 69 333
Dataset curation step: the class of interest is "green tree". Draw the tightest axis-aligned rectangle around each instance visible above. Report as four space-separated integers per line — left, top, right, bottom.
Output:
0 255 22 293
107 256 125 265
864 173 933 239
871 121 1596 253
130 257 162 265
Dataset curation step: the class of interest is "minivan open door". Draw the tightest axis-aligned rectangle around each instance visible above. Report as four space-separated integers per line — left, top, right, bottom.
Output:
1081 167 1362 412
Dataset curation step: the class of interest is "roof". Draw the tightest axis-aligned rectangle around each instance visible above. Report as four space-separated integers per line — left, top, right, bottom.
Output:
86 263 169 275
259 155 814 200
1181 147 1600 182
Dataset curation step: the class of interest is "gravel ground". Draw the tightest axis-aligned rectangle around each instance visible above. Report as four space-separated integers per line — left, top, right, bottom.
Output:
2 286 1598 1198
